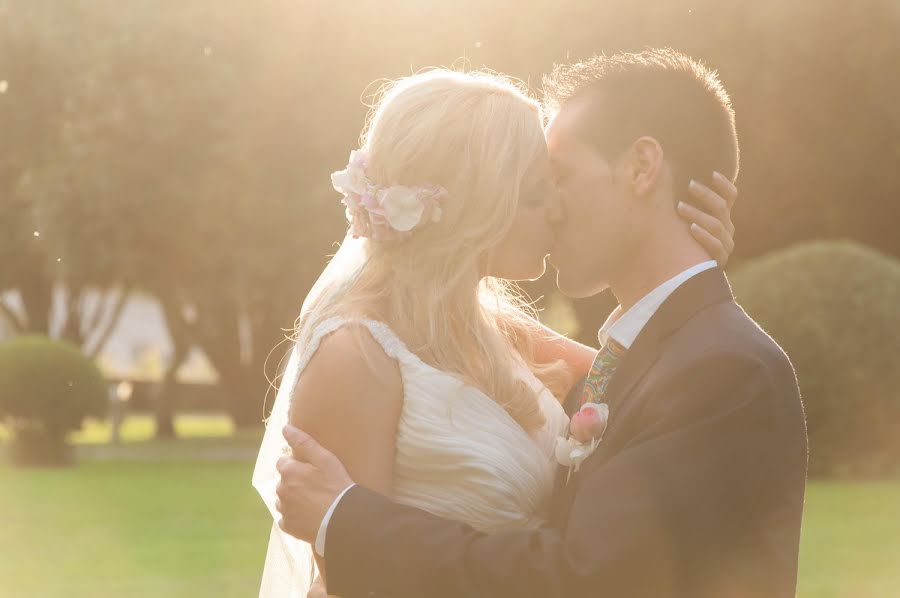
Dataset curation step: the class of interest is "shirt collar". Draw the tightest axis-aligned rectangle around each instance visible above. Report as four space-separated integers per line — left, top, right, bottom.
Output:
598 261 718 349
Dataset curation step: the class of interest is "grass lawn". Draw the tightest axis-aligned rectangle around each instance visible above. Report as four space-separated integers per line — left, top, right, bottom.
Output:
0 418 898 597
1 459 269 598
796 480 900 597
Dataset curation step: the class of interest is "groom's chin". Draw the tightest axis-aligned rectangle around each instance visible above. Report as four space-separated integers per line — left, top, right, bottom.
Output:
555 270 609 300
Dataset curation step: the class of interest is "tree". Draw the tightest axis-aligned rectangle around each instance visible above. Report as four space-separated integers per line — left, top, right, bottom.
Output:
0 1 132 352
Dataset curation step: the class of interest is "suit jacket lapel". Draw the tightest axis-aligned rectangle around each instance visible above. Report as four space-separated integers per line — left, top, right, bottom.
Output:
552 269 736 516
603 268 735 416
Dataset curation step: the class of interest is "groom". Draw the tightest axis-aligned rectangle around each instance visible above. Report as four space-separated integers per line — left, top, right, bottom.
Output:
275 49 807 598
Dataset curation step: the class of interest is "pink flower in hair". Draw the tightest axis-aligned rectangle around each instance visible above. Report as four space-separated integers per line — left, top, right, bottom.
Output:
331 149 447 243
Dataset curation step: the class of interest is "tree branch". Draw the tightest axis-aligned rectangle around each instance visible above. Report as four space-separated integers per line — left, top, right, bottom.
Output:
85 283 132 359
0 297 26 333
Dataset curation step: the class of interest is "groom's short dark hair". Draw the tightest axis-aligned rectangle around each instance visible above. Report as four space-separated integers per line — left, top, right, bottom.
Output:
543 48 739 192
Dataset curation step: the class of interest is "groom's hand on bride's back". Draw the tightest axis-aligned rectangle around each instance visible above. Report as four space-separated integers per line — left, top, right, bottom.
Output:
275 425 354 543
678 171 738 267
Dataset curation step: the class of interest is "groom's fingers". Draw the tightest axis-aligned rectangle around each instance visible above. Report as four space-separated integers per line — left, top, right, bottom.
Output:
276 458 316 488
282 424 335 470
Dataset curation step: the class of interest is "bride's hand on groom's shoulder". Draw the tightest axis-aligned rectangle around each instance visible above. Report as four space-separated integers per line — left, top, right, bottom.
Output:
678 171 738 267
308 575 337 598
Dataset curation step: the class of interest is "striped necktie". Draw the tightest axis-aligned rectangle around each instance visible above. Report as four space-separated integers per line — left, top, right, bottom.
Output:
580 338 627 407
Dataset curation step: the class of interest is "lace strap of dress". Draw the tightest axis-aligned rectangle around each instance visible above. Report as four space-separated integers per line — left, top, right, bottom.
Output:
292 316 350 374
353 318 421 365
296 316 419 375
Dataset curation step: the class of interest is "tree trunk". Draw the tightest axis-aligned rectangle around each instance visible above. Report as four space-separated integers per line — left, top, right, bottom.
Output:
58 284 86 347
85 284 132 359
18 271 53 335
152 346 189 439
153 287 193 439
189 293 293 430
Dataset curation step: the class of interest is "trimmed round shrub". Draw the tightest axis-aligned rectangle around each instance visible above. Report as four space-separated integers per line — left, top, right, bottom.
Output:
0 335 108 466
730 240 900 477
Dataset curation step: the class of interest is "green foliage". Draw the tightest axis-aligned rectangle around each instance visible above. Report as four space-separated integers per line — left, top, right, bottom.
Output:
0 335 108 465
731 241 900 477
2 0 898 424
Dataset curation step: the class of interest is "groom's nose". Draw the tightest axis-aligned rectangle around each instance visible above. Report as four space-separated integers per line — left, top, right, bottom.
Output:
546 189 566 228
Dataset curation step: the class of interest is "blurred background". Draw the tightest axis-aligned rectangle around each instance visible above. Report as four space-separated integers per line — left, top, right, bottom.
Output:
1 1 898 596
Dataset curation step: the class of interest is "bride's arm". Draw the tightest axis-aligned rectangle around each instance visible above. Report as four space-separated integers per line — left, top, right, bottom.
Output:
289 325 403 586
529 319 598 380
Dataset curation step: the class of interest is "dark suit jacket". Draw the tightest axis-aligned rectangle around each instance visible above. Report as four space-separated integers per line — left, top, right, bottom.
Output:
324 269 808 598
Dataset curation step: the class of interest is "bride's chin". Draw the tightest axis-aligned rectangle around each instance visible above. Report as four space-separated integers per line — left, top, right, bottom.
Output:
487 254 549 282
510 257 549 282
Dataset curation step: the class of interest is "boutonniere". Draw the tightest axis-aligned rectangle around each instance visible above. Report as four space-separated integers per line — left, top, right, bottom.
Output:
555 402 609 484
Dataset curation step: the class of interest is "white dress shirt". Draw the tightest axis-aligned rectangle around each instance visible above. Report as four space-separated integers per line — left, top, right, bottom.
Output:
314 259 718 557
315 483 355 556
598 260 717 350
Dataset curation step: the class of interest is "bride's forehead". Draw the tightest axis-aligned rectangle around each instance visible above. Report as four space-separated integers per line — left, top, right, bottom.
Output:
546 100 583 140
545 115 578 158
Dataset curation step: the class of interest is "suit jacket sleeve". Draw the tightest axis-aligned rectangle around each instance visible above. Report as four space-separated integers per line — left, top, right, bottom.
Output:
324 352 797 598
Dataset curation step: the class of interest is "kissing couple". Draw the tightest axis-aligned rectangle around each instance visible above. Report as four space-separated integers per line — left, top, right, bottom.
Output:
254 47 807 598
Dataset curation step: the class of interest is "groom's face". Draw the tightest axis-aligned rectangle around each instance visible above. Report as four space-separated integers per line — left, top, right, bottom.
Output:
546 98 637 298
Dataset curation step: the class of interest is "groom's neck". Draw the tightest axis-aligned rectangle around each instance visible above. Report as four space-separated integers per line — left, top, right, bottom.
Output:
610 232 711 313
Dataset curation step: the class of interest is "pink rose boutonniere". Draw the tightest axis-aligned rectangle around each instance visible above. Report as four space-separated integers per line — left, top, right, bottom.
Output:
555 402 609 484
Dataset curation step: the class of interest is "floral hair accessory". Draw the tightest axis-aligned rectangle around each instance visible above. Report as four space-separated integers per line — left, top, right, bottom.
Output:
331 150 447 243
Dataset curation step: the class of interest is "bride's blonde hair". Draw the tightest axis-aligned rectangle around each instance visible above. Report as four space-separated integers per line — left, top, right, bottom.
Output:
296 69 569 432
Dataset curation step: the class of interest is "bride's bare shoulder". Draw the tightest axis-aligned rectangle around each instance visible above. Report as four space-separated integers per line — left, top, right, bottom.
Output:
289 322 403 435
289 321 402 496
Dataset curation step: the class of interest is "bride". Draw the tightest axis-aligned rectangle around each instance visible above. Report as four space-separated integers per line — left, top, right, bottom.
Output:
252 68 735 597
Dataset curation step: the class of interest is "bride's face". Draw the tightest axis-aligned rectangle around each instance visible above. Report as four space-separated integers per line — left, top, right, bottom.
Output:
486 149 559 281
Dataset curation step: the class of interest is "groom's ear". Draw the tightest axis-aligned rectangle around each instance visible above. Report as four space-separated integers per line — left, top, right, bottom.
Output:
626 136 665 198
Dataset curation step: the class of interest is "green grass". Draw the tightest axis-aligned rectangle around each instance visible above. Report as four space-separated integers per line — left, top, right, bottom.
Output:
797 481 900 598
0 430 898 597
0 459 270 598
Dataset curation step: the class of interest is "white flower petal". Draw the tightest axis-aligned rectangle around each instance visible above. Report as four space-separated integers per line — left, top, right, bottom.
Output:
349 150 366 166
381 186 426 232
556 437 575 466
331 169 352 193
569 445 592 463
332 157 369 196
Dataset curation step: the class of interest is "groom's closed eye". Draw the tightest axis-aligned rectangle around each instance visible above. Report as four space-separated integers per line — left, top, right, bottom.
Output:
553 167 573 188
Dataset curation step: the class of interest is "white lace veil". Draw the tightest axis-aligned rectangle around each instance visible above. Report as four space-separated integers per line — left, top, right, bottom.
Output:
252 233 368 597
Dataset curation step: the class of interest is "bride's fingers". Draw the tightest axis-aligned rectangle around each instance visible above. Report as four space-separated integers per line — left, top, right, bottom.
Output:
677 201 734 253
712 171 738 209
307 576 330 598
690 223 729 267
687 179 735 237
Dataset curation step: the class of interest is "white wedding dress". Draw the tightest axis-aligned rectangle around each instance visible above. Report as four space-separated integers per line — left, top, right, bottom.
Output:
254 316 569 597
